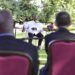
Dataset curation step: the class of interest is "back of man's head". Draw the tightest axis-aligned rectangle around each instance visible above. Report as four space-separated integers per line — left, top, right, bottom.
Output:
55 11 71 27
0 9 13 33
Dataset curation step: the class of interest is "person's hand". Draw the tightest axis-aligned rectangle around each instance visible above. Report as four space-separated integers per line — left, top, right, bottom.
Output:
32 27 37 30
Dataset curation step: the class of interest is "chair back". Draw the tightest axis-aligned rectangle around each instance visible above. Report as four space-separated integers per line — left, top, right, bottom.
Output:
0 51 32 75
48 40 75 75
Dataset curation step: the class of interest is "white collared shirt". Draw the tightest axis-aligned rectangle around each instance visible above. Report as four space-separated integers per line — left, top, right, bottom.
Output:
23 20 43 35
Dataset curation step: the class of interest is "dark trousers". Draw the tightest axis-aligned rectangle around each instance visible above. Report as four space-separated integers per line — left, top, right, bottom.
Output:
28 33 43 46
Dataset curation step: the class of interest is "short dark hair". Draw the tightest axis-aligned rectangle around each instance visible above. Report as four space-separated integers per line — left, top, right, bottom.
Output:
55 11 71 27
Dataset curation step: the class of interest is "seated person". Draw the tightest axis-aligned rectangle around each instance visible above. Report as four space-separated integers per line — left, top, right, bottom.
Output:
40 11 75 75
0 9 38 75
47 22 53 31
23 14 43 48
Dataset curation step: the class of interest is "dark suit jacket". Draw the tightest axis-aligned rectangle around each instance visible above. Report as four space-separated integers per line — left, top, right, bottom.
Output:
0 35 38 75
43 27 75 75
45 27 75 53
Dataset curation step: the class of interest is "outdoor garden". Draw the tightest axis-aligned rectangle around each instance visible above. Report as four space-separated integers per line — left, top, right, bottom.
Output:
1 0 75 73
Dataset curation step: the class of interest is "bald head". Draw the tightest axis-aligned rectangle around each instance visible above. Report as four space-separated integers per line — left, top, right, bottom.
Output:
0 9 13 33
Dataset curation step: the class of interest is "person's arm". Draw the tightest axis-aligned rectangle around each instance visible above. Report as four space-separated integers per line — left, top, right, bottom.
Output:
22 26 25 32
22 22 29 32
39 23 44 32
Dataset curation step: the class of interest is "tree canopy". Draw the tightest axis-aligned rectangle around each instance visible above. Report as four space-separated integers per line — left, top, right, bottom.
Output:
0 0 75 23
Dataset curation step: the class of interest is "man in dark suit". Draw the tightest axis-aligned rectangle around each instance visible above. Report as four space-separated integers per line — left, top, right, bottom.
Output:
40 11 75 75
0 10 38 75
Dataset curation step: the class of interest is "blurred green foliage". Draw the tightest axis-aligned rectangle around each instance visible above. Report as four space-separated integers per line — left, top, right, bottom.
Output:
0 0 75 23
